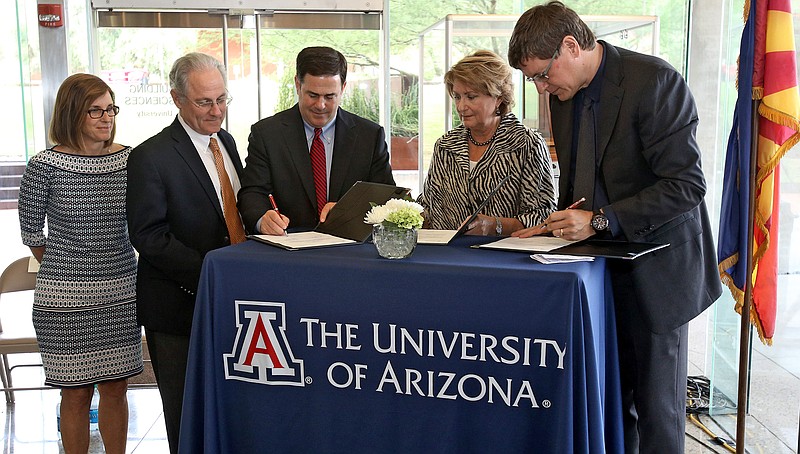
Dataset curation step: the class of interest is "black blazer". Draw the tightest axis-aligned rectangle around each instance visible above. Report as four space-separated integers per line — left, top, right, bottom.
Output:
238 105 395 231
127 118 243 336
550 42 722 333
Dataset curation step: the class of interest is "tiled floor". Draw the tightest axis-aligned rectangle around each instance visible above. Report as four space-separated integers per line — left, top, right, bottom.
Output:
0 359 168 453
1 207 798 453
2 331 795 454
684 307 800 453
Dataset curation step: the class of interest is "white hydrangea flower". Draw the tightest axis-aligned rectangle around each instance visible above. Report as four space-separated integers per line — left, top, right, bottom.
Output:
383 198 423 213
364 204 391 224
364 198 424 228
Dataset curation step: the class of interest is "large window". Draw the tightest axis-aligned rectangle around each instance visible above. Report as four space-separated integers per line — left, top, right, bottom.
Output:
5 0 692 167
713 0 800 402
4 0 40 162
92 12 382 165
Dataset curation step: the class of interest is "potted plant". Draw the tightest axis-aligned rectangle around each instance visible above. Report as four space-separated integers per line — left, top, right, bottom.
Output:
342 81 419 171
389 85 419 171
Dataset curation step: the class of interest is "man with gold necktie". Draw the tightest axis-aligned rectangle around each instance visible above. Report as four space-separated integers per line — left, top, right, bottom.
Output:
127 52 244 454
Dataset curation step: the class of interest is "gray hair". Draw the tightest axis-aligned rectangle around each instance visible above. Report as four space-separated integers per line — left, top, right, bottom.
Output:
169 52 227 95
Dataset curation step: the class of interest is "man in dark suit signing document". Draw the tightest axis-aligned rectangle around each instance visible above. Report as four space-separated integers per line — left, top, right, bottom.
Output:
127 52 245 454
238 46 395 235
508 3 722 453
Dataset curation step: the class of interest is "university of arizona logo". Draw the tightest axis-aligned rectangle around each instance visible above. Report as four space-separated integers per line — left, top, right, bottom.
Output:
223 301 305 386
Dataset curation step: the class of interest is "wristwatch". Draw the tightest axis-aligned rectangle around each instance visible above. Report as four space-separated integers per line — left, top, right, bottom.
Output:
591 210 609 232
495 217 503 236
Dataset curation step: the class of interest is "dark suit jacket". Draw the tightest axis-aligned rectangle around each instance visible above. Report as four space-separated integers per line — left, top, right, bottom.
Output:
238 105 395 231
550 42 722 333
127 118 243 336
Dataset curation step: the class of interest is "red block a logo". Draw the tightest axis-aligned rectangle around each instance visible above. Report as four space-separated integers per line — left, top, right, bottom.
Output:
224 301 304 386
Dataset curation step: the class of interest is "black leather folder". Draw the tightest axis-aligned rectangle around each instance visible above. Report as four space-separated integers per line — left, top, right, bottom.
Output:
315 181 412 242
474 238 669 260
551 239 670 260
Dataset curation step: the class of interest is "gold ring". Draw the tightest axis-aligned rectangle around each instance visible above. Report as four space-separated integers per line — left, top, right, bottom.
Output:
560 228 564 237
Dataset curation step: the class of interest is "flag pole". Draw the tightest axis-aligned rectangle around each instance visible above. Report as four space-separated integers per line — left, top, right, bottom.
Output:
735 97 760 454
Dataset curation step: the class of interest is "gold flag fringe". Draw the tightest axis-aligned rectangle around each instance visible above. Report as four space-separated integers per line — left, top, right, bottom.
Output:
720 268 774 346
755 104 800 180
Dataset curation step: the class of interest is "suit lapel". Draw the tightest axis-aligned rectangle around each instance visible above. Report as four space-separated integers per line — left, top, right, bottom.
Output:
596 42 624 167
283 106 316 206
169 119 225 221
550 97 576 207
550 42 625 208
329 108 355 200
217 129 243 176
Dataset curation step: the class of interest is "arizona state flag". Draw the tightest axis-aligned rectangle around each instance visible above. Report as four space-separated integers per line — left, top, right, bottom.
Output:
718 0 800 345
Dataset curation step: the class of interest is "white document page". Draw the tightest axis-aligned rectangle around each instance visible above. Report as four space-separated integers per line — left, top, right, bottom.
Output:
250 231 357 250
530 254 595 264
477 236 577 252
417 229 460 245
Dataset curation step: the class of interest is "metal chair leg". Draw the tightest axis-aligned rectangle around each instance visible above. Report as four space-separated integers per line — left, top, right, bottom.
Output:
0 354 14 404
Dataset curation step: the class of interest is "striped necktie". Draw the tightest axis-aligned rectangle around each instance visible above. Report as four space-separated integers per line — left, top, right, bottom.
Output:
310 128 327 215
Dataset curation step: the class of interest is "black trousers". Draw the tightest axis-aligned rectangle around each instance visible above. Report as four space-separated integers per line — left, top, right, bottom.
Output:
145 328 190 454
612 271 689 454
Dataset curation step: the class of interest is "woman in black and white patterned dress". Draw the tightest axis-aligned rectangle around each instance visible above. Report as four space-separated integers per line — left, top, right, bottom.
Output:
18 73 142 454
418 50 556 235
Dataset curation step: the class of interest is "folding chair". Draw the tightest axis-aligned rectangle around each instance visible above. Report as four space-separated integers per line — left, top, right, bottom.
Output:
0 257 41 403
0 257 156 398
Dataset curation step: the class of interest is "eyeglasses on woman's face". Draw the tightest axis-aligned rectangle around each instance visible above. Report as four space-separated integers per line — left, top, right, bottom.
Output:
87 105 120 119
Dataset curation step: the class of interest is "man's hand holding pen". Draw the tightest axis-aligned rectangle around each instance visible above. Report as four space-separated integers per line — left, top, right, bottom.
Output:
511 197 594 241
259 193 290 236
565 197 586 210
260 210 290 236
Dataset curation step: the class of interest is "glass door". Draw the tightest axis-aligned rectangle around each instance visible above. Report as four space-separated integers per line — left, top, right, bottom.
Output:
92 9 383 163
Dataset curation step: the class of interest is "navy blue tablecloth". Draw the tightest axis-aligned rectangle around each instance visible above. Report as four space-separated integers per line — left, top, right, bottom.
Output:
179 236 623 453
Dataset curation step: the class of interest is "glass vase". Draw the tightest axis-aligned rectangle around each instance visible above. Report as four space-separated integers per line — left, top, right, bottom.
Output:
372 224 417 259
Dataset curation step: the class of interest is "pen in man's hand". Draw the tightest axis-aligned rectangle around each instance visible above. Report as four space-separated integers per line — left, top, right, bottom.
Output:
539 196 587 229
268 193 281 215
268 193 287 235
566 197 586 210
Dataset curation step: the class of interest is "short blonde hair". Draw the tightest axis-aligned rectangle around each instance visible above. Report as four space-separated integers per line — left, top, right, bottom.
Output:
444 50 515 116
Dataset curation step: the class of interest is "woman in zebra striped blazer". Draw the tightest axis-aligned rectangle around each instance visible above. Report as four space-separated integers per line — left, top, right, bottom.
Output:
418 50 556 236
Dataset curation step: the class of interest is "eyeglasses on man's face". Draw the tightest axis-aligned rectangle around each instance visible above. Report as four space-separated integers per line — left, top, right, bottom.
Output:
87 105 120 119
187 94 233 111
525 47 560 84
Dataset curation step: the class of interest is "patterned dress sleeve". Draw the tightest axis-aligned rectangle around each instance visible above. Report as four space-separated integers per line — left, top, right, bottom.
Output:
513 128 557 228
418 135 469 230
18 156 50 247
